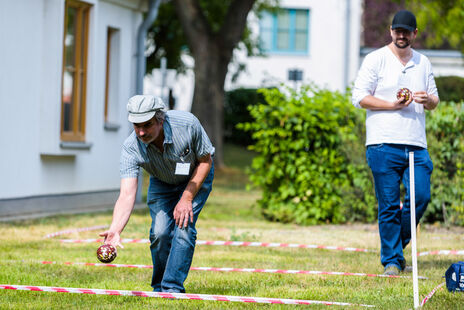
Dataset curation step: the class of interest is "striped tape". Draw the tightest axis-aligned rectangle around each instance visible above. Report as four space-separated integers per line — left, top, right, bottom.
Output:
44 225 108 239
0 284 375 307
37 261 426 279
420 282 445 307
59 239 373 253
418 250 464 257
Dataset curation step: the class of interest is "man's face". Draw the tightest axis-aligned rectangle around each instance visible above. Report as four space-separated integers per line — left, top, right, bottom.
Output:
390 27 417 49
133 117 163 144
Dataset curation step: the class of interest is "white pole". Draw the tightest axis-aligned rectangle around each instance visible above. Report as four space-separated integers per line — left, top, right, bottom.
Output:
409 151 419 309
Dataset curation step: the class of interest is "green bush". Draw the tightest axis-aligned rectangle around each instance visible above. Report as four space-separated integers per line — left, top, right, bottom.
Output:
239 85 464 226
224 88 266 146
425 101 464 225
435 76 464 103
238 85 376 225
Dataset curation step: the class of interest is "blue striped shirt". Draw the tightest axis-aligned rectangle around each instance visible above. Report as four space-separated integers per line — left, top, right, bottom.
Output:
120 110 214 184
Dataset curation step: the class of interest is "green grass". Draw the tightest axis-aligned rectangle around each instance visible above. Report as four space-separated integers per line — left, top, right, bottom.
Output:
1 143 464 309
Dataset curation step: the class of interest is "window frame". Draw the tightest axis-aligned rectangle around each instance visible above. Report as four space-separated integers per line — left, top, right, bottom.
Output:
60 0 91 142
259 8 310 55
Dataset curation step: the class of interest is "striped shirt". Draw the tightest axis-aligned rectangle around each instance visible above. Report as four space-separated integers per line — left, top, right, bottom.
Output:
120 110 214 184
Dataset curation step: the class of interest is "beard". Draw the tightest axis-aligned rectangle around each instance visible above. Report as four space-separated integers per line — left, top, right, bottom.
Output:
394 38 410 49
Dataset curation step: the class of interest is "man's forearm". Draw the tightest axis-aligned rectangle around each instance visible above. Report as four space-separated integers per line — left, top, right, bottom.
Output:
181 155 212 202
424 94 439 110
360 95 397 110
109 178 137 234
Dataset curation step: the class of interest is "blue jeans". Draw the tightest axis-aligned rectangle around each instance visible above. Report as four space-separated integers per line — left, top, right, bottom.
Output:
366 144 433 270
146 163 214 292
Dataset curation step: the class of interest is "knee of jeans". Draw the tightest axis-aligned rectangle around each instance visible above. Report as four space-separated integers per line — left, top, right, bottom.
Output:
174 226 197 245
150 222 172 245
416 191 431 208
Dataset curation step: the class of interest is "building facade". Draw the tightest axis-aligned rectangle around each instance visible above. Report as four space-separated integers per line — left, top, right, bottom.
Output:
0 0 146 220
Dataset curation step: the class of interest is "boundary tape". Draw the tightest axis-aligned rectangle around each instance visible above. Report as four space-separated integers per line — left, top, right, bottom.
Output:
420 282 445 307
418 250 464 257
0 284 375 307
59 239 374 253
36 261 426 279
44 225 108 239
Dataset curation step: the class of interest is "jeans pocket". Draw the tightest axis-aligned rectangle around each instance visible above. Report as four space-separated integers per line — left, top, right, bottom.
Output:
366 144 384 167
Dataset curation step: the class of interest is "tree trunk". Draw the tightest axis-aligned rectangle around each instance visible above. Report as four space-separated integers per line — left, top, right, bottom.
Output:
191 44 228 168
171 0 256 168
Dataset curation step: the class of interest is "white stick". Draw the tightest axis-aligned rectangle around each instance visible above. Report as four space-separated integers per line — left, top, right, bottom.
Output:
409 152 419 309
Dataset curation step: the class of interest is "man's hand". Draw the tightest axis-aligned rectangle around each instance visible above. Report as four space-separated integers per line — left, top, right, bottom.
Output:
413 91 429 104
99 230 124 249
392 96 413 109
413 91 439 110
173 198 193 229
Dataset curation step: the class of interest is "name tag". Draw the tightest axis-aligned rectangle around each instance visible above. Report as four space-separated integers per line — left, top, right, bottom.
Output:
175 163 190 175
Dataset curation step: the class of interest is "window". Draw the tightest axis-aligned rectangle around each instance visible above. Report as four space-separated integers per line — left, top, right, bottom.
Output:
104 27 121 129
260 9 309 54
61 0 91 142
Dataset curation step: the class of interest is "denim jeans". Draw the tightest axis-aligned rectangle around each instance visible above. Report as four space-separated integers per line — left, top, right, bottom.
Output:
147 163 214 293
366 144 433 270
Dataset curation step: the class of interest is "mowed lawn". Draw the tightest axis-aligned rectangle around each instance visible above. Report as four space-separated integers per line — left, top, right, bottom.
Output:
1 144 464 309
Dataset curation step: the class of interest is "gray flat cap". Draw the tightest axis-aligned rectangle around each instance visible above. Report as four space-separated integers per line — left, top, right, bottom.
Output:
127 95 165 123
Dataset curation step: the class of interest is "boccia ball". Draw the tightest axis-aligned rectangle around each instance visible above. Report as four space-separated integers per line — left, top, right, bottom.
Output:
397 88 412 103
97 244 117 263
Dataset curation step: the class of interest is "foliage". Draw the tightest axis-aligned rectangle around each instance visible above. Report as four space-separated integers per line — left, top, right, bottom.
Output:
435 76 464 103
238 85 376 225
363 0 453 49
424 101 464 225
224 88 266 146
146 0 278 73
403 0 464 52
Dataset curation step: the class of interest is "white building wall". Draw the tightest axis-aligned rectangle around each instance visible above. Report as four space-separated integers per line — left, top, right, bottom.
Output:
0 0 143 201
228 0 362 92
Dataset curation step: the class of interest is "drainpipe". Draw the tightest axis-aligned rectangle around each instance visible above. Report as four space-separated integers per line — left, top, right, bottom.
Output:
136 0 161 94
343 0 351 90
135 0 161 203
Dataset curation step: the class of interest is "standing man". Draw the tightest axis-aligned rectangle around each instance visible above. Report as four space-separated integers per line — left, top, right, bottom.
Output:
352 10 439 275
100 95 214 292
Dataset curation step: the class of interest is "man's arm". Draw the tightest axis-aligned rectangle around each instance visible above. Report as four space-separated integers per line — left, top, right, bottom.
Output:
173 153 212 228
359 95 413 110
99 177 138 248
413 91 439 110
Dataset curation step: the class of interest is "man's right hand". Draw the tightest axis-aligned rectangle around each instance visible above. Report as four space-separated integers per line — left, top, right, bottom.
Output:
392 96 413 109
99 230 124 249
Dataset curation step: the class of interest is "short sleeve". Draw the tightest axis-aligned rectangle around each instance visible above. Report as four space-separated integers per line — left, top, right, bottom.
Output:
120 143 140 178
191 115 214 160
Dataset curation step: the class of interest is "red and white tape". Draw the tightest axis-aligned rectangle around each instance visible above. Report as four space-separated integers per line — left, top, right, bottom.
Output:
59 238 373 253
420 282 445 307
44 225 108 239
38 260 426 279
0 284 375 307
418 250 464 257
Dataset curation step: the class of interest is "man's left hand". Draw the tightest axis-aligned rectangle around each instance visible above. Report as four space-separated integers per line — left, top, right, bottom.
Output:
413 91 430 105
173 198 193 228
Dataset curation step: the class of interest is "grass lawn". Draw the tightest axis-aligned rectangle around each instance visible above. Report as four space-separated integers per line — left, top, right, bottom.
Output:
1 144 464 309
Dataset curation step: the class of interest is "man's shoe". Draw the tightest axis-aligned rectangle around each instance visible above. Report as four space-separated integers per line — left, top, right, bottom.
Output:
399 260 413 273
403 265 413 273
384 265 400 276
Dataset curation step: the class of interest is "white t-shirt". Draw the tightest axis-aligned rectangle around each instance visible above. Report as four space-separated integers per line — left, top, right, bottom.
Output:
352 46 438 148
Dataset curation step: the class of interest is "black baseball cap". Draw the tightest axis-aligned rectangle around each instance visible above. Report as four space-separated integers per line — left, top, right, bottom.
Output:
391 10 417 32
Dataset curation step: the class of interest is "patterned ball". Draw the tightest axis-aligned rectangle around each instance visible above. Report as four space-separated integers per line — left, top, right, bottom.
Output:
396 88 412 102
97 244 117 263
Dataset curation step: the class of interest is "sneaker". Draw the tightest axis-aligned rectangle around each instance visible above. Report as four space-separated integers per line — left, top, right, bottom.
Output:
403 265 413 273
399 260 412 273
384 265 400 276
